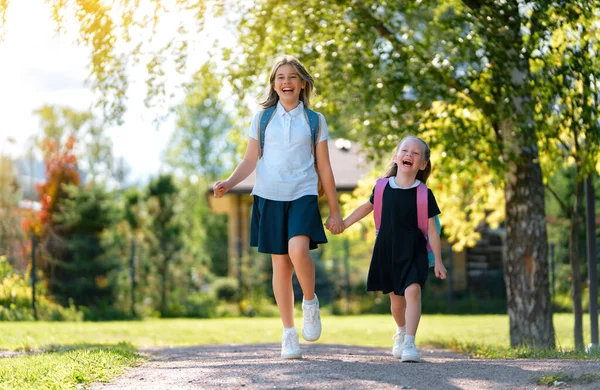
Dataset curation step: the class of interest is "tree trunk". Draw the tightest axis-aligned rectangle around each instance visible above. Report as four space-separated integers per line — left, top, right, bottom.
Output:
502 121 555 348
160 257 168 317
570 180 584 349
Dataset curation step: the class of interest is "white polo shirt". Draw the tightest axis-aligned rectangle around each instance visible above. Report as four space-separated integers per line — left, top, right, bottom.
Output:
249 101 329 201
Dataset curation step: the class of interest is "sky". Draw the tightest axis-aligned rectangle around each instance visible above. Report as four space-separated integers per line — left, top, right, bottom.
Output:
0 0 231 184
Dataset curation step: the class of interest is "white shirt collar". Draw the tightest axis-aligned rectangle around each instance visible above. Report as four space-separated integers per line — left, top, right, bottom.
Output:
277 100 304 117
388 177 421 189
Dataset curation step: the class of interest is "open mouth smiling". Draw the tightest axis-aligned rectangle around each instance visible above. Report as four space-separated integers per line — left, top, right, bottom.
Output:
402 159 413 166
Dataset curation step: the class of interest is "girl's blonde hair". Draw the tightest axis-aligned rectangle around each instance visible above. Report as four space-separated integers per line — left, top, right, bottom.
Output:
383 136 432 183
258 55 314 108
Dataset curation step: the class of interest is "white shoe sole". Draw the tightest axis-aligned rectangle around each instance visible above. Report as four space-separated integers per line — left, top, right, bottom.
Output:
401 355 420 362
281 352 302 359
302 330 321 342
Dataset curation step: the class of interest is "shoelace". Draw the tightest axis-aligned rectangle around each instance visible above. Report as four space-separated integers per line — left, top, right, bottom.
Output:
392 332 404 343
393 333 405 353
283 332 299 349
304 305 320 326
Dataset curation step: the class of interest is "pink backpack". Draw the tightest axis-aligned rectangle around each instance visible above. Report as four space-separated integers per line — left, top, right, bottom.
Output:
373 178 440 268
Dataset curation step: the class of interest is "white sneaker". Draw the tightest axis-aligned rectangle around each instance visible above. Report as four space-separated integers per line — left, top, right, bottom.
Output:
401 339 420 362
281 331 302 359
392 330 405 358
302 297 321 342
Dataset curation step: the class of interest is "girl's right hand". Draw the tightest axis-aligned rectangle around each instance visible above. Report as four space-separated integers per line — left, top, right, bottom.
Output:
213 180 230 198
434 261 447 280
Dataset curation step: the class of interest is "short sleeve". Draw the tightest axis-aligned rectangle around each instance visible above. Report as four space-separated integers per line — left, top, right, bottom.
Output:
369 186 375 204
317 112 329 143
428 189 441 218
248 111 261 140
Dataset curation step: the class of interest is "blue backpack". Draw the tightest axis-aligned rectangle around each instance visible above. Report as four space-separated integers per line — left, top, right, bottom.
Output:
257 105 324 196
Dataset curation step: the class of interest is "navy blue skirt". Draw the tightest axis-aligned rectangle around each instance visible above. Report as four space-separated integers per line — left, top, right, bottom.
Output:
250 195 327 255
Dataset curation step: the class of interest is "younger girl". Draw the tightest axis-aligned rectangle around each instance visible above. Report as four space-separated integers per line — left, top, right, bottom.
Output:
342 136 446 362
213 55 344 359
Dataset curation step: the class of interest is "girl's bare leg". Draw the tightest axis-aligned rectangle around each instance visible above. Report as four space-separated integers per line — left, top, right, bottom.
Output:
287 235 315 300
272 254 295 328
389 293 407 327
404 283 422 335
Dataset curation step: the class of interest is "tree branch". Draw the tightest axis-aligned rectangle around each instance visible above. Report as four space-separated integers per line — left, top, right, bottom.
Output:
545 184 570 216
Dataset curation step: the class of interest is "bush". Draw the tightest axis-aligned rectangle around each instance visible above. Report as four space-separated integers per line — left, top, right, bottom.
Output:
216 302 241 317
184 292 219 318
212 277 239 302
0 256 83 321
239 296 279 317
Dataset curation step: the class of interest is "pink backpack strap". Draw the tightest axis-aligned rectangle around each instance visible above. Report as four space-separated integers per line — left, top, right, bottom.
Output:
416 182 432 251
416 183 428 235
373 178 389 235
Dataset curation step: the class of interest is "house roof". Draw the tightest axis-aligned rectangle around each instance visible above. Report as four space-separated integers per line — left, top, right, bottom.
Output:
227 139 372 194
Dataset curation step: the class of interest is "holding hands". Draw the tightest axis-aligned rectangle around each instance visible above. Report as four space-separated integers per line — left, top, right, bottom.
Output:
325 213 345 235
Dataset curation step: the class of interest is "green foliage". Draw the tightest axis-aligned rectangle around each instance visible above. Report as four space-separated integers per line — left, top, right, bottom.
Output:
146 174 184 317
0 256 83 321
178 292 218 319
0 155 23 265
239 295 280 318
212 277 238 302
49 184 121 312
551 262 599 313
545 168 600 315
166 62 235 181
24 107 124 315
203 212 228 276
39 0 214 125
176 179 228 281
534 3 600 180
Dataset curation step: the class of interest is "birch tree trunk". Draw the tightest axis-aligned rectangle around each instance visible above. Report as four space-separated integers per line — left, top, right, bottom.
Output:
503 137 555 347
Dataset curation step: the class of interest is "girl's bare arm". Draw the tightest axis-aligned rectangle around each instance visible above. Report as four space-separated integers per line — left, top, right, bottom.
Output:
428 217 447 279
316 140 344 233
213 137 259 198
343 201 373 229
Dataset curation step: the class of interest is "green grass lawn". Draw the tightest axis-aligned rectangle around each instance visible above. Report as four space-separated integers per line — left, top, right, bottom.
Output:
0 343 138 390
0 313 598 389
0 313 595 351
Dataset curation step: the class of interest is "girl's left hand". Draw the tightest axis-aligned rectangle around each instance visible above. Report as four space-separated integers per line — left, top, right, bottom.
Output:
325 214 344 235
434 262 447 280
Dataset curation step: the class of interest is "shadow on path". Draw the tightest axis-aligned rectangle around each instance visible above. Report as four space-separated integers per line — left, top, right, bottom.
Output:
92 344 600 389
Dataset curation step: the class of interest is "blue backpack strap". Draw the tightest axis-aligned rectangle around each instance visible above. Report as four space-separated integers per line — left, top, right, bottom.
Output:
303 107 320 161
258 106 276 158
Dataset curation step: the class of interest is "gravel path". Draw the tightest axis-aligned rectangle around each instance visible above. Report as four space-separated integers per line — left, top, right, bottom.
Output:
91 344 600 389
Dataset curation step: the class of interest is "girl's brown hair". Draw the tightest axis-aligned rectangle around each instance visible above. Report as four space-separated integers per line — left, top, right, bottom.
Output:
382 136 432 183
258 55 314 109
